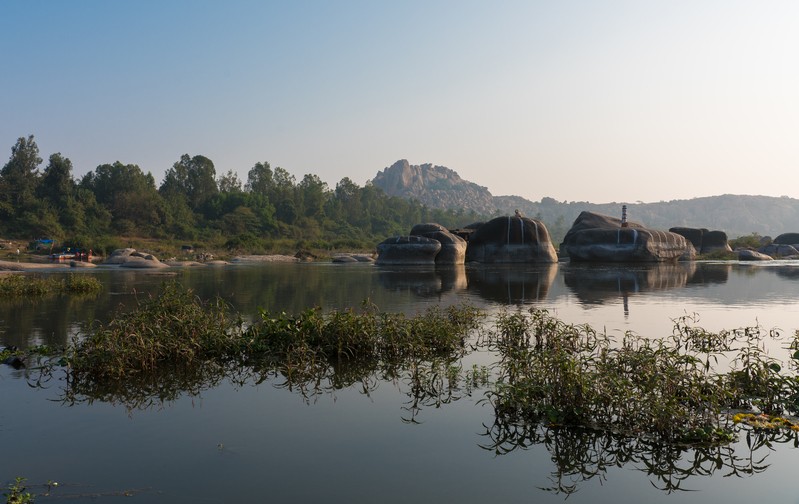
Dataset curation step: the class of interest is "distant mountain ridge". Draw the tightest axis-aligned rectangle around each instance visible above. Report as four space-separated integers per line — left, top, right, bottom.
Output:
370 160 799 241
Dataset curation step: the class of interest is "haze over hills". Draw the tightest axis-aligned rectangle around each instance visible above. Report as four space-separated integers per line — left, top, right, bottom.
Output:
371 160 799 242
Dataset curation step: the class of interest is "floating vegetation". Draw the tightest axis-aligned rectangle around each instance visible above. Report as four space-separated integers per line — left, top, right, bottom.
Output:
69 282 243 382
482 309 799 446
733 412 799 431
0 273 101 297
63 282 484 411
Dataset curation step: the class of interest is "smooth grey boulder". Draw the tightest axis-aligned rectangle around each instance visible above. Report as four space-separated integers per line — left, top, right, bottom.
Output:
562 212 688 262
774 233 799 246
119 255 170 269
669 227 705 250
410 223 467 264
465 216 557 263
758 244 799 257
737 249 773 261
105 248 169 268
104 248 137 264
668 227 731 254
376 236 442 265
702 230 732 254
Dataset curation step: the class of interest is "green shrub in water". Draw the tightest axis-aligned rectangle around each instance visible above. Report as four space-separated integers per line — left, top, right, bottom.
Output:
0 274 101 297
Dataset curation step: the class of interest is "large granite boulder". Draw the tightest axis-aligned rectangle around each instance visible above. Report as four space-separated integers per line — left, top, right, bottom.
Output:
774 233 799 248
465 216 557 263
737 249 773 261
104 248 138 264
562 211 688 262
669 227 705 250
758 244 799 257
410 223 467 264
703 230 732 254
105 248 170 269
669 227 731 254
376 236 442 265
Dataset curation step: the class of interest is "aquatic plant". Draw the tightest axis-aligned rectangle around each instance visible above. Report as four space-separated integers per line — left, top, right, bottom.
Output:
245 301 483 363
63 282 484 411
0 274 101 297
69 281 242 382
4 477 34 504
485 309 740 445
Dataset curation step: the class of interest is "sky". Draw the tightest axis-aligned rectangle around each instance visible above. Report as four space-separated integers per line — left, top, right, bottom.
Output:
1 0 797 204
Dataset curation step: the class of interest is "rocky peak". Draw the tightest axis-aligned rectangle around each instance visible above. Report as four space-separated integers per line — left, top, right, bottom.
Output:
371 160 497 214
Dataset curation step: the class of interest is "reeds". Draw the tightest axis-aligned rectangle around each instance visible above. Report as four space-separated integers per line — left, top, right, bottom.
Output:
0 274 101 297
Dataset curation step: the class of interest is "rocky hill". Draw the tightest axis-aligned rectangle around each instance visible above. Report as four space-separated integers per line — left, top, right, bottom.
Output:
370 160 799 242
371 160 497 215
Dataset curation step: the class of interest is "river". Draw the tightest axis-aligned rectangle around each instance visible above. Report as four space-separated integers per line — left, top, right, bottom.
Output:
1 260 798 502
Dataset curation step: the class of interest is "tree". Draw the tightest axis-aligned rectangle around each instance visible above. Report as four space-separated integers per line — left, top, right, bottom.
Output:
245 161 273 195
38 153 75 209
298 173 328 218
160 154 218 212
1 134 42 211
218 169 242 194
82 162 165 234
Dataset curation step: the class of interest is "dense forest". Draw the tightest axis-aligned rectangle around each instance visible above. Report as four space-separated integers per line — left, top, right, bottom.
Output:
0 135 483 254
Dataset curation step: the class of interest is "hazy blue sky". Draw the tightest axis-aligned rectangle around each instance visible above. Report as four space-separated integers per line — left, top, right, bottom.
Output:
2 1 797 203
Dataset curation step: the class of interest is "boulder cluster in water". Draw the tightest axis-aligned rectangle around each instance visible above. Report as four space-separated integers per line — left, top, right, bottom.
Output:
375 211 799 264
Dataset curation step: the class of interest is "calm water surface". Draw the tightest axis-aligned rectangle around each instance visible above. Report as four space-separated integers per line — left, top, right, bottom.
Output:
2 261 799 503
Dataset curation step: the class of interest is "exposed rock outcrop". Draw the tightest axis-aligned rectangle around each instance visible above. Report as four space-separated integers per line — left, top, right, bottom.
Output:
105 248 170 269
757 244 799 257
561 212 688 262
376 236 442 265
737 249 773 261
774 233 799 248
670 227 732 254
410 223 467 264
465 216 558 263
371 160 497 215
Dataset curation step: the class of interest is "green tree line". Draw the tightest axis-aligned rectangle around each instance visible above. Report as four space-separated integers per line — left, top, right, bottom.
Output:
0 135 483 253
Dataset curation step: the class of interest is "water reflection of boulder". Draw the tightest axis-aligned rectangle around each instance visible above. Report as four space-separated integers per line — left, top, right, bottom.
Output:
377 265 466 298
774 266 799 280
564 263 692 305
685 263 732 285
465 264 558 304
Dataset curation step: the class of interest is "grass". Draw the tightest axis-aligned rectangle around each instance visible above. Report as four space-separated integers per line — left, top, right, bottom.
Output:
0 274 101 297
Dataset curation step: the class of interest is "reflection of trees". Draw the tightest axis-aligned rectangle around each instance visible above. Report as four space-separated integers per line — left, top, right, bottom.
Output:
479 417 794 496
465 264 557 304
